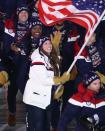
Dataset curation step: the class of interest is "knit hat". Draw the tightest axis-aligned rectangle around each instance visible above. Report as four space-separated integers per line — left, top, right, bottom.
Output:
31 7 39 19
39 37 50 47
83 71 100 87
17 4 29 15
30 19 43 28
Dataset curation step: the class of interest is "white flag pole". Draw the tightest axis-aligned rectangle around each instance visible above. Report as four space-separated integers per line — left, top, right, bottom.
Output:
67 10 105 74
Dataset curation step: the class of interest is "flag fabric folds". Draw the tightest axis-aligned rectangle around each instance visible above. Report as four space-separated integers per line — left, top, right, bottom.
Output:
38 0 105 34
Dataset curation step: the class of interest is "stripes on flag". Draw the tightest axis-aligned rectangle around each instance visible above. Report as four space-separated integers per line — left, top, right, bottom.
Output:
38 0 99 35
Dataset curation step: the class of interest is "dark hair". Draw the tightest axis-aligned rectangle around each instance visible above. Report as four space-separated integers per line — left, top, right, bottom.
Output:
50 48 60 76
39 45 60 76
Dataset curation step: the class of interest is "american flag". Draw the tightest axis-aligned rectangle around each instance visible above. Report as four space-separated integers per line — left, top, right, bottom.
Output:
38 0 105 34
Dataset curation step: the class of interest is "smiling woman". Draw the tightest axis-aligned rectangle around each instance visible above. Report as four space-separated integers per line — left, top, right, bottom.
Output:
39 37 52 55
31 19 43 38
17 5 29 23
23 36 70 131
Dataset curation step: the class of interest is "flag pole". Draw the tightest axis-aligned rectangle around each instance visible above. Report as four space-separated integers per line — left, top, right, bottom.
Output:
67 10 105 74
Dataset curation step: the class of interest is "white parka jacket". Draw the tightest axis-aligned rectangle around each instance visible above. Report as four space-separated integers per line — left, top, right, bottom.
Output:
23 48 54 109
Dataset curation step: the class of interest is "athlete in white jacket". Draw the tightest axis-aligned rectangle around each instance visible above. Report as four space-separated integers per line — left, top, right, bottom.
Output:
23 36 70 131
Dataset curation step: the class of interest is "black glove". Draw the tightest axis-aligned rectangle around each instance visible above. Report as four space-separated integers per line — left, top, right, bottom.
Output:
79 116 95 131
